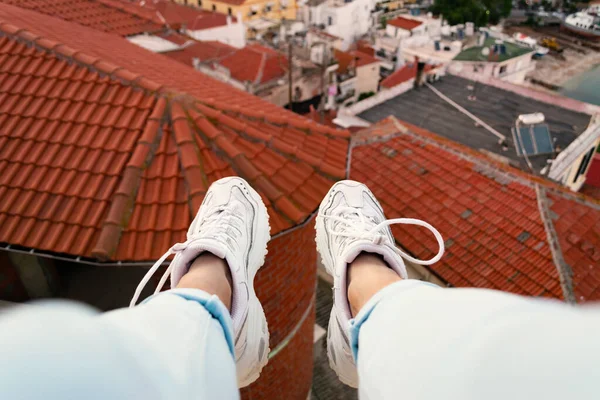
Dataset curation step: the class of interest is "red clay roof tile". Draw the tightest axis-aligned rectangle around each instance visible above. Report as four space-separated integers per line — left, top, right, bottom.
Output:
217 44 288 84
352 117 600 302
0 0 164 36
162 39 236 67
387 16 423 31
0 3 349 261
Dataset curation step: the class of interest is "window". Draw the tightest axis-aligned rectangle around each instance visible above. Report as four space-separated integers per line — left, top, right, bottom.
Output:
328 16 333 26
197 0 202 5
499 65 507 75
228 7 232 14
574 147 596 183
212 4 216 11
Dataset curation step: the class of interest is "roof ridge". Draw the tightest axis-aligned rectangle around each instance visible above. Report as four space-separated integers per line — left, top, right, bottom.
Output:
535 184 576 303
92 97 168 260
189 103 347 178
0 4 351 261
0 15 351 140
196 98 350 139
0 22 166 95
357 116 600 208
254 51 267 85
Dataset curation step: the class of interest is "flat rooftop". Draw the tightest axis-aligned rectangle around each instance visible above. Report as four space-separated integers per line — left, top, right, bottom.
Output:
358 75 592 171
454 37 532 62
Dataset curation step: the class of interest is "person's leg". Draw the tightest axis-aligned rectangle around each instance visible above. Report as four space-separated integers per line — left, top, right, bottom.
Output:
316 180 444 387
0 176 271 399
318 180 600 399
346 253 400 316
349 266 600 399
0 263 238 400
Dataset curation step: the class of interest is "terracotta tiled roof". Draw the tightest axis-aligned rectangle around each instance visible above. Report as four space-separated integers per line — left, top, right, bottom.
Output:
387 16 423 31
218 44 288 84
0 0 163 36
380 63 437 89
550 194 600 301
351 117 600 302
0 4 349 261
159 31 191 46
355 40 375 57
163 39 236 66
134 0 235 29
187 10 236 30
334 49 379 74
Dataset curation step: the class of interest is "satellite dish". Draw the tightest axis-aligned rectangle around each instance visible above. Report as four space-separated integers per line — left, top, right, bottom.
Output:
482 47 490 56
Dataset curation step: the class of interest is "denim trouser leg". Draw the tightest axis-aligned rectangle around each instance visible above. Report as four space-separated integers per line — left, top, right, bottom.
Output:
0 289 238 400
350 280 600 400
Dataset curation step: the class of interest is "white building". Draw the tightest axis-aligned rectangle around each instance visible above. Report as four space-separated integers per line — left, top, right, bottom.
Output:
449 37 535 84
302 0 376 49
333 49 381 106
385 15 428 38
375 13 442 69
185 13 246 48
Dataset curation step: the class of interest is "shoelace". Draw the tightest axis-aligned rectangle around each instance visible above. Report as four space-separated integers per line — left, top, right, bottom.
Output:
322 206 444 266
129 206 242 307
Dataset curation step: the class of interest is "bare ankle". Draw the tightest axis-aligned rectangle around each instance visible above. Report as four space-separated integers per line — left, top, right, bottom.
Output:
347 253 402 317
176 253 233 310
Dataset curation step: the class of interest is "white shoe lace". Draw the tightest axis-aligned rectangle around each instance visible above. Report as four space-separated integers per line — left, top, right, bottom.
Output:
322 206 444 266
129 206 243 307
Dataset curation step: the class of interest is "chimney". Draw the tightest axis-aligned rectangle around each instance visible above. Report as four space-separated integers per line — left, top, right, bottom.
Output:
226 15 232 25
414 56 425 88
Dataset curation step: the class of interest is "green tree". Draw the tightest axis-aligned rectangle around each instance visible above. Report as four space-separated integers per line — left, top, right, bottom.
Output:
430 0 512 26
358 92 375 101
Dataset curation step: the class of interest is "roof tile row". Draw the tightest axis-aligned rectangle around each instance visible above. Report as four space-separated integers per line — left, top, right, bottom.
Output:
351 117 600 302
0 3 349 261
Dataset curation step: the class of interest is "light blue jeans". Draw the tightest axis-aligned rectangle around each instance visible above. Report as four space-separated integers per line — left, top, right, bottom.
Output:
0 289 239 400
1 281 600 400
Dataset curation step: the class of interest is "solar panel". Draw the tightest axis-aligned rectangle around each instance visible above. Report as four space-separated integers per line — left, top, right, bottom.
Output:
512 124 554 156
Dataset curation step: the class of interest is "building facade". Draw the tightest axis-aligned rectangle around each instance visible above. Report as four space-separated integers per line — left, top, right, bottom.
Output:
450 37 535 84
176 0 297 22
185 14 246 47
302 0 376 49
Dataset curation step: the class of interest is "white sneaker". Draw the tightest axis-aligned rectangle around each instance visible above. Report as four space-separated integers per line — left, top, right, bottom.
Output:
131 177 271 388
315 180 444 387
